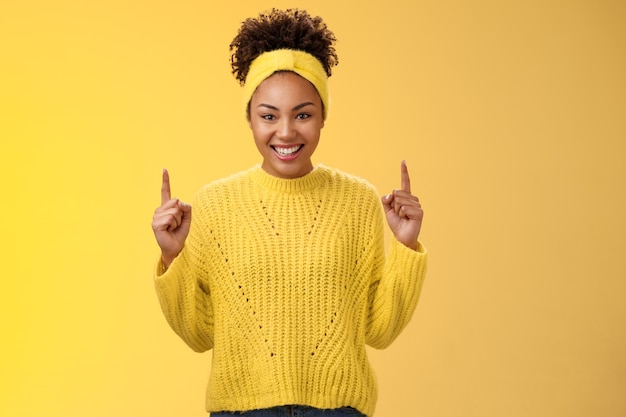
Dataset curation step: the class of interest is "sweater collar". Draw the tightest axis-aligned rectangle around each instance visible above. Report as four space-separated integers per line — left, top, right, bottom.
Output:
249 164 329 193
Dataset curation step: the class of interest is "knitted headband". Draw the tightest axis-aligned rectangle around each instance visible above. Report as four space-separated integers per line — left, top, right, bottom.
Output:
243 49 330 120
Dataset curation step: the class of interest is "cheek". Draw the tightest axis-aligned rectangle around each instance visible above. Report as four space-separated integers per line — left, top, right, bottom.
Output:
249 120 267 137
251 125 275 148
307 123 324 140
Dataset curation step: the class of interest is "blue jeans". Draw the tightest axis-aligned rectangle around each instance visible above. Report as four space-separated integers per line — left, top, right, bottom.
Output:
210 405 365 417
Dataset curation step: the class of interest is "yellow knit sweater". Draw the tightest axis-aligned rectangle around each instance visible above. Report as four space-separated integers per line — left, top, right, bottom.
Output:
154 165 427 416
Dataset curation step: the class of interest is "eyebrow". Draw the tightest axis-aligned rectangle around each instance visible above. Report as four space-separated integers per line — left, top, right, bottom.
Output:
256 101 316 112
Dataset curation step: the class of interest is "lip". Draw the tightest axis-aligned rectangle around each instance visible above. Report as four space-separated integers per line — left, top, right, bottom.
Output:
272 144 304 161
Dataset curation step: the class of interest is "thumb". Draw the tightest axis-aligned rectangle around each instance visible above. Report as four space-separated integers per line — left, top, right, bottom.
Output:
381 193 393 211
178 200 192 217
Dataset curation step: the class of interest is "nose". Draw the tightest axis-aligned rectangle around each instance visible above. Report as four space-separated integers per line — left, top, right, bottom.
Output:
276 118 296 141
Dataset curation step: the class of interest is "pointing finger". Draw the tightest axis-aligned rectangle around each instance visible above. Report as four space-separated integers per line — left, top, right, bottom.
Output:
161 168 171 205
401 160 411 193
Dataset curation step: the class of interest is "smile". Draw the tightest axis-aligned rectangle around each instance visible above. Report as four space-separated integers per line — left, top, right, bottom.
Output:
272 145 303 158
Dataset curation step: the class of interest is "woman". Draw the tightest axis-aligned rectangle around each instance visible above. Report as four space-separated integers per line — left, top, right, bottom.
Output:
151 8 427 417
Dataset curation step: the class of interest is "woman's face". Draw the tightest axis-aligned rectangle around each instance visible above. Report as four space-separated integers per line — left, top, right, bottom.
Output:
248 71 325 179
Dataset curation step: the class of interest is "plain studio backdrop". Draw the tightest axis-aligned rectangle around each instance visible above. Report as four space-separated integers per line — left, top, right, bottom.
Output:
1 1 625 416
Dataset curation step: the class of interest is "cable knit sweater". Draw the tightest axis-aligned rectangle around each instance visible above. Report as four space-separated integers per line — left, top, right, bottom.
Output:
154 165 427 416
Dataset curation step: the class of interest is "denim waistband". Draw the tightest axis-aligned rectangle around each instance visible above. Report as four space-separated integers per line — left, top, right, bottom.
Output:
210 405 365 417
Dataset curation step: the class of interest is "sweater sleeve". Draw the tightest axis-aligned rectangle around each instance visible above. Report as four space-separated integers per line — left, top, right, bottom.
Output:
365 222 428 349
153 195 214 353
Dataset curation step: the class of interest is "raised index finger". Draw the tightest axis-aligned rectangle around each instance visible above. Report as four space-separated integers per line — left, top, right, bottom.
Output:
400 160 411 193
161 168 171 205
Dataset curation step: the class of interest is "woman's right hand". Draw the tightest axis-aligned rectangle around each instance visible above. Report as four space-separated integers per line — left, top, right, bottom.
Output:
151 169 192 268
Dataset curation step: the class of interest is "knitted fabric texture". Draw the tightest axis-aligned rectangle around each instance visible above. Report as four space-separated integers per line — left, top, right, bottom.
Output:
242 49 330 119
154 165 427 417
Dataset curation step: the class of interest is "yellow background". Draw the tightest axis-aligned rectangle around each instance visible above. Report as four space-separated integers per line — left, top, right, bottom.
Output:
1 1 625 416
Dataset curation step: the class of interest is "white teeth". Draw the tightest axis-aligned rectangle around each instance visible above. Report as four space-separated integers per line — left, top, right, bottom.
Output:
274 145 301 156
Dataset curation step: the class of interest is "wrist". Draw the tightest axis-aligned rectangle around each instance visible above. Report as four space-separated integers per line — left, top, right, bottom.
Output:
403 241 418 251
161 255 175 271
395 234 419 251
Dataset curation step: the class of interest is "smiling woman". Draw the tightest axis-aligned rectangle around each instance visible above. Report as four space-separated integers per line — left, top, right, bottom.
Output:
249 71 324 179
150 8 427 417
4 1 623 417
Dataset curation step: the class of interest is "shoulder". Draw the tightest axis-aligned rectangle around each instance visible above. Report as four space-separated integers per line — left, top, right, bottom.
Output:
320 165 380 199
197 167 255 193
321 166 384 232
190 167 257 209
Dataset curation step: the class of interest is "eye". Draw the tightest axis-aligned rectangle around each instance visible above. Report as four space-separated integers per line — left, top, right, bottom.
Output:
261 114 276 121
296 113 311 120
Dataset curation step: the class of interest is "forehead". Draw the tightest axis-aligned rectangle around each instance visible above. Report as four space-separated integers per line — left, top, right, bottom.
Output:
252 71 321 103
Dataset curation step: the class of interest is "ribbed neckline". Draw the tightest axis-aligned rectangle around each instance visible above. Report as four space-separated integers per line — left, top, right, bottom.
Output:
248 164 330 193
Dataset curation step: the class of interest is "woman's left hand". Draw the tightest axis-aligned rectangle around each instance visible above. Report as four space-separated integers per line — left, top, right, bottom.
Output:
381 161 423 251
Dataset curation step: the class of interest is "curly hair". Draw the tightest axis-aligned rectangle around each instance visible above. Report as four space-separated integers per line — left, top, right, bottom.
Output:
229 8 338 85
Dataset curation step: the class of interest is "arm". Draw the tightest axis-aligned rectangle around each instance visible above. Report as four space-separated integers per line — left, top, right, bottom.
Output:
366 237 427 349
153 238 215 352
152 170 214 352
366 161 428 348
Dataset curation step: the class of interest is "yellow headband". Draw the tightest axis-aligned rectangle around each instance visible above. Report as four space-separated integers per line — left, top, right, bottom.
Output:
243 49 330 119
